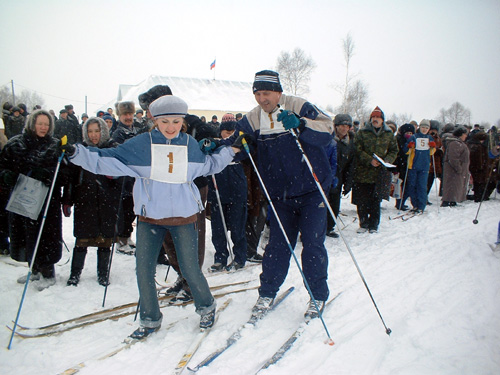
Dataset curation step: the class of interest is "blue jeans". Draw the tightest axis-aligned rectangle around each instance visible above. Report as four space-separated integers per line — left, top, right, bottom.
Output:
260 191 329 301
135 221 215 328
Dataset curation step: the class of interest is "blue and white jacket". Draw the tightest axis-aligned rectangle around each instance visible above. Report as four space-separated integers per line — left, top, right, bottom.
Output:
229 94 333 200
69 129 235 220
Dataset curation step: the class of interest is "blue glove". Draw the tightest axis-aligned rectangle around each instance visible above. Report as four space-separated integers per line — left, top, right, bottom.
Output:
277 110 301 130
199 138 218 155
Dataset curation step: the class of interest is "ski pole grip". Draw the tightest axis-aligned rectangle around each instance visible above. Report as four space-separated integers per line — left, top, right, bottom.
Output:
61 135 68 146
239 131 251 154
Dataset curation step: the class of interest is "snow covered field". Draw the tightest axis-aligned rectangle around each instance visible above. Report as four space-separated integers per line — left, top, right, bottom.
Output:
1 192 499 375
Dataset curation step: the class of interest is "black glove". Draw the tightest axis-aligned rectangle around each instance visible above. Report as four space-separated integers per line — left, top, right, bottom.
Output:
59 139 76 156
232 133 256 151
1 170 18 187
31 167 52 186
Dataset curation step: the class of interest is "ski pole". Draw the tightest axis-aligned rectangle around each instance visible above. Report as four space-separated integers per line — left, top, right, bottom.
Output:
8 136 68 349
288 128 392 336
102 178 127 307
432 154 439 214
397 154 411 214
210 174 235 267
472 162 496 224
239 135 335 345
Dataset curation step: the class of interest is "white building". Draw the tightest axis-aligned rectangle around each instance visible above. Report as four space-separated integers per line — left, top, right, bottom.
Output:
105 75 257 120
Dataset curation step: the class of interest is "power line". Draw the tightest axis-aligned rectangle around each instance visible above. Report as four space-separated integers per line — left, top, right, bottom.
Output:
2 81 107 106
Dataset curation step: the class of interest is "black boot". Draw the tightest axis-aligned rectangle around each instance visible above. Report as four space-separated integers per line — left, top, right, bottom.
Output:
97 247 111 286
67 247 87 286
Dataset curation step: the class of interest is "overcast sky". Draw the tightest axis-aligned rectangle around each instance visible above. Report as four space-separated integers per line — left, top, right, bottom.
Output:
1 0 499 124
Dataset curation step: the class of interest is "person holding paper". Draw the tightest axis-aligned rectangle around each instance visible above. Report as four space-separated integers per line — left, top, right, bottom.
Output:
0 109 71 290
352 106 398 233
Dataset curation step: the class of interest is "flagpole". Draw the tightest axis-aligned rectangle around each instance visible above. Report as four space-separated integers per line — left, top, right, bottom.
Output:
212 57 216 80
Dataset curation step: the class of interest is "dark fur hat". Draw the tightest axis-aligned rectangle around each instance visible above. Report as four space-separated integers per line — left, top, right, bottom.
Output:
115 101 135 116
138 85 173 110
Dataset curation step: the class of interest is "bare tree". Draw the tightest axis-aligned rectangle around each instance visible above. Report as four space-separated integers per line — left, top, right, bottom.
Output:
437 102 471 125
340 33 355 113
276 48 316 96
388 112 413 127
0 85 45 110
334 33 369 120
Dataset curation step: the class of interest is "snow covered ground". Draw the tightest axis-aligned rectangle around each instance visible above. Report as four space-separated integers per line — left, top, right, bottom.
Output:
1 190 500 375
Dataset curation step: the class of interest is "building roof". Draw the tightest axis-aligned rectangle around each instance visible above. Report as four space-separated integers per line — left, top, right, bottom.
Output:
108 75 256 113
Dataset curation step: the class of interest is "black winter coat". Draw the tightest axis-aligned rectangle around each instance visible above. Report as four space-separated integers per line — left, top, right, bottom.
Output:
5 115 25 139
69 140 123 240
54 118 83 145
334 132 356 194
0 132 70 267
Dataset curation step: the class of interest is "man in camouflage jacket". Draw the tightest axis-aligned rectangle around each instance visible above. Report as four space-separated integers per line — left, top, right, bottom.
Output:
352 106 398 233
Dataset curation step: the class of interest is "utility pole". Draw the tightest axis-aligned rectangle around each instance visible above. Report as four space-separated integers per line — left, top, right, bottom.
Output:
11 80 16 105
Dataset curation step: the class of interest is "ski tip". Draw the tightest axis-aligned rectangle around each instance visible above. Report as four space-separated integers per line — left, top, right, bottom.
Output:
325 338 335 346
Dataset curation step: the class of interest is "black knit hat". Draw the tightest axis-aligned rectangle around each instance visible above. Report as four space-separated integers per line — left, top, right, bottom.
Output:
220 120 236 133
334 114 353 126
252 70 283 93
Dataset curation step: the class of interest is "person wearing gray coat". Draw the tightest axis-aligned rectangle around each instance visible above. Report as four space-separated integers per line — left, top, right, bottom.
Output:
441 127 470 206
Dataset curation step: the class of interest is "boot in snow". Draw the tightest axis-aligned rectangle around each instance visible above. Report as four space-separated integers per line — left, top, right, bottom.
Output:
97 247 111 286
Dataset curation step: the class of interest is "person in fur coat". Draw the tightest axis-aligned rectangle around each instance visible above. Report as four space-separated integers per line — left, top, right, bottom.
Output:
65 117 122 286
0 109 70 290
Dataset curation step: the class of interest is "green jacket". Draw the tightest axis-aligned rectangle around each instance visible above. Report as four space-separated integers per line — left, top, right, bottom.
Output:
354 122 398 183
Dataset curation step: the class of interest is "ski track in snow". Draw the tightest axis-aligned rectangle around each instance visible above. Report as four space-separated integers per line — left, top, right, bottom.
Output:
1 190 500 375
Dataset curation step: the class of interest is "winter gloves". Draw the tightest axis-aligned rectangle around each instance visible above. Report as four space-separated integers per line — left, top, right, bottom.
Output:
31 167 52 186
277 110 302 131
63 204 72 217
1 170 18 187
232 133 256 151
199 138 220 155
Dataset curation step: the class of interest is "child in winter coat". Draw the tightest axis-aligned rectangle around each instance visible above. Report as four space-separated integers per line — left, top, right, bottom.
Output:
63 95 245 339
208 120 248 271
404 120 436 213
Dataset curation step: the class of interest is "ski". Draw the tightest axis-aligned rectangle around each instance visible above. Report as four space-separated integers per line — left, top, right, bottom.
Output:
255 292 342 373
7 283 256 338
171 299 232 375
340 217 357 230
389 212 414 220
207 261 260 275
58 316 188 375
188 286 295 372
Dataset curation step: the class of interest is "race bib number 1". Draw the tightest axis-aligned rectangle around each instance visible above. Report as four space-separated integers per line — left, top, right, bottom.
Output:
150 144 188 183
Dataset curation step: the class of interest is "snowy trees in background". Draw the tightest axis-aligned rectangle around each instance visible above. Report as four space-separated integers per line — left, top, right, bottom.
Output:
437 101 472 125
276 48 316 97
334 33 370 123
0 84 45 111
388 112 414 126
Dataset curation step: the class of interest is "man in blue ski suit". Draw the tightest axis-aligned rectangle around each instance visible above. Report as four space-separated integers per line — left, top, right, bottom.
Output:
224 70 334 320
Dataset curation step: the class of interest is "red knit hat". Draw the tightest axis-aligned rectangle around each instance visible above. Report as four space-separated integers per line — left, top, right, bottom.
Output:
370 106 384 120
222 113 236 123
